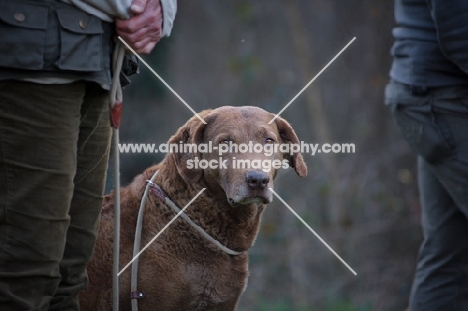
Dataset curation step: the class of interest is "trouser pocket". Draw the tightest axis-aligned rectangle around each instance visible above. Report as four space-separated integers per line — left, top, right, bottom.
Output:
385 84 454 164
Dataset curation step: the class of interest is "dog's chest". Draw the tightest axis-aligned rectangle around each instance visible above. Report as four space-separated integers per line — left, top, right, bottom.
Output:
182 257 248 309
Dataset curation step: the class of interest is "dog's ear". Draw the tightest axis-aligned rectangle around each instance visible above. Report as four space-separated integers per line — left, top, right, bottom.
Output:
274 116 308 178
168 110 212 183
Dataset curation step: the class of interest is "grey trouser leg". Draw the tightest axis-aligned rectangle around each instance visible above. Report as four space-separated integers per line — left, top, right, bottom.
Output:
386 83 468 311
0 81 111 310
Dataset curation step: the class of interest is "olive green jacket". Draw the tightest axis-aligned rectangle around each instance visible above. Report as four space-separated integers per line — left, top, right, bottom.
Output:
0 0 176 87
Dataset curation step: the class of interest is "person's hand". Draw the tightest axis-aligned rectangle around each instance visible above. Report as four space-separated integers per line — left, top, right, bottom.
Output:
116 0 163 54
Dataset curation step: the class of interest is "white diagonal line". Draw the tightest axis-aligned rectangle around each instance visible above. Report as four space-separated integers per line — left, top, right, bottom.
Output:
269 188 357 275
117 37 207 124
268 37 356 124
117 188 206 276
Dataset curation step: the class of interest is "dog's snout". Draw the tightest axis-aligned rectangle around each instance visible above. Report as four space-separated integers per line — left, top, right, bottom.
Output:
246 171 270 191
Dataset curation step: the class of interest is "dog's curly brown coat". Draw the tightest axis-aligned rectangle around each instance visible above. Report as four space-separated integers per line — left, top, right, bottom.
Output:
80 106 307 310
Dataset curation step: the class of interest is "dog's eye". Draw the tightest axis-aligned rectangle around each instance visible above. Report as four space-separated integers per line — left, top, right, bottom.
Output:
219 140 230 145
265 138 275 144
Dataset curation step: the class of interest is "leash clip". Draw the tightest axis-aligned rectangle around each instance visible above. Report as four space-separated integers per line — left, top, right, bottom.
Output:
130 291 145 300
146 179 167 201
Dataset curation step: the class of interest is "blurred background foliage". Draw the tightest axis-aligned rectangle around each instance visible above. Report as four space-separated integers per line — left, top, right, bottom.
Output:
108 1 422 310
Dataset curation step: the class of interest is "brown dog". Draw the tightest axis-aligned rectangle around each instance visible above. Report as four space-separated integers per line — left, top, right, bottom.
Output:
80 106 307 310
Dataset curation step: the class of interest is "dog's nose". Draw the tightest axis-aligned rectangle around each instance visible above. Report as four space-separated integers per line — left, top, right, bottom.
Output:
246 171 270 191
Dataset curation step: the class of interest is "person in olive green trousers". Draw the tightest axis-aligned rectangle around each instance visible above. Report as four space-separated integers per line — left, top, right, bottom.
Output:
0 0 176 309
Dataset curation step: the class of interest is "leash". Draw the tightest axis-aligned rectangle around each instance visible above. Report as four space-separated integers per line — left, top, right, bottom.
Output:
129 171 159 310
130 170 243 311
146 179 244 256
110 40 126 311
109 42 242 311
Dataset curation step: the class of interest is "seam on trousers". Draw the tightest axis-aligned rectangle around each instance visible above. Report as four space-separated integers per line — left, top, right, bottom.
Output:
74 143 110 185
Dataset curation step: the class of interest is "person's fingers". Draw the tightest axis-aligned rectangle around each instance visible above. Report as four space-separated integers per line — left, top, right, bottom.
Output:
130 0 147 15
116 26 146 43
116 3 161 35
115 17 144 34
114 0 162 54
117 27 160 54
137 41 157 55
117 25 160 43
130 30 161 54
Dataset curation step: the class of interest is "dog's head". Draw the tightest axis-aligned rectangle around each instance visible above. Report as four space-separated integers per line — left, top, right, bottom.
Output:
168 106 307 206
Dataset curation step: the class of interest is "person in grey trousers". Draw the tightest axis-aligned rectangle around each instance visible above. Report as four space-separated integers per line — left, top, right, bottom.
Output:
386 0 468 310
0 0 176 309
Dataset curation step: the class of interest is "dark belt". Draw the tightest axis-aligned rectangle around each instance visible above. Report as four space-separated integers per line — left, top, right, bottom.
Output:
391 82 468 98
408 85 432 96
